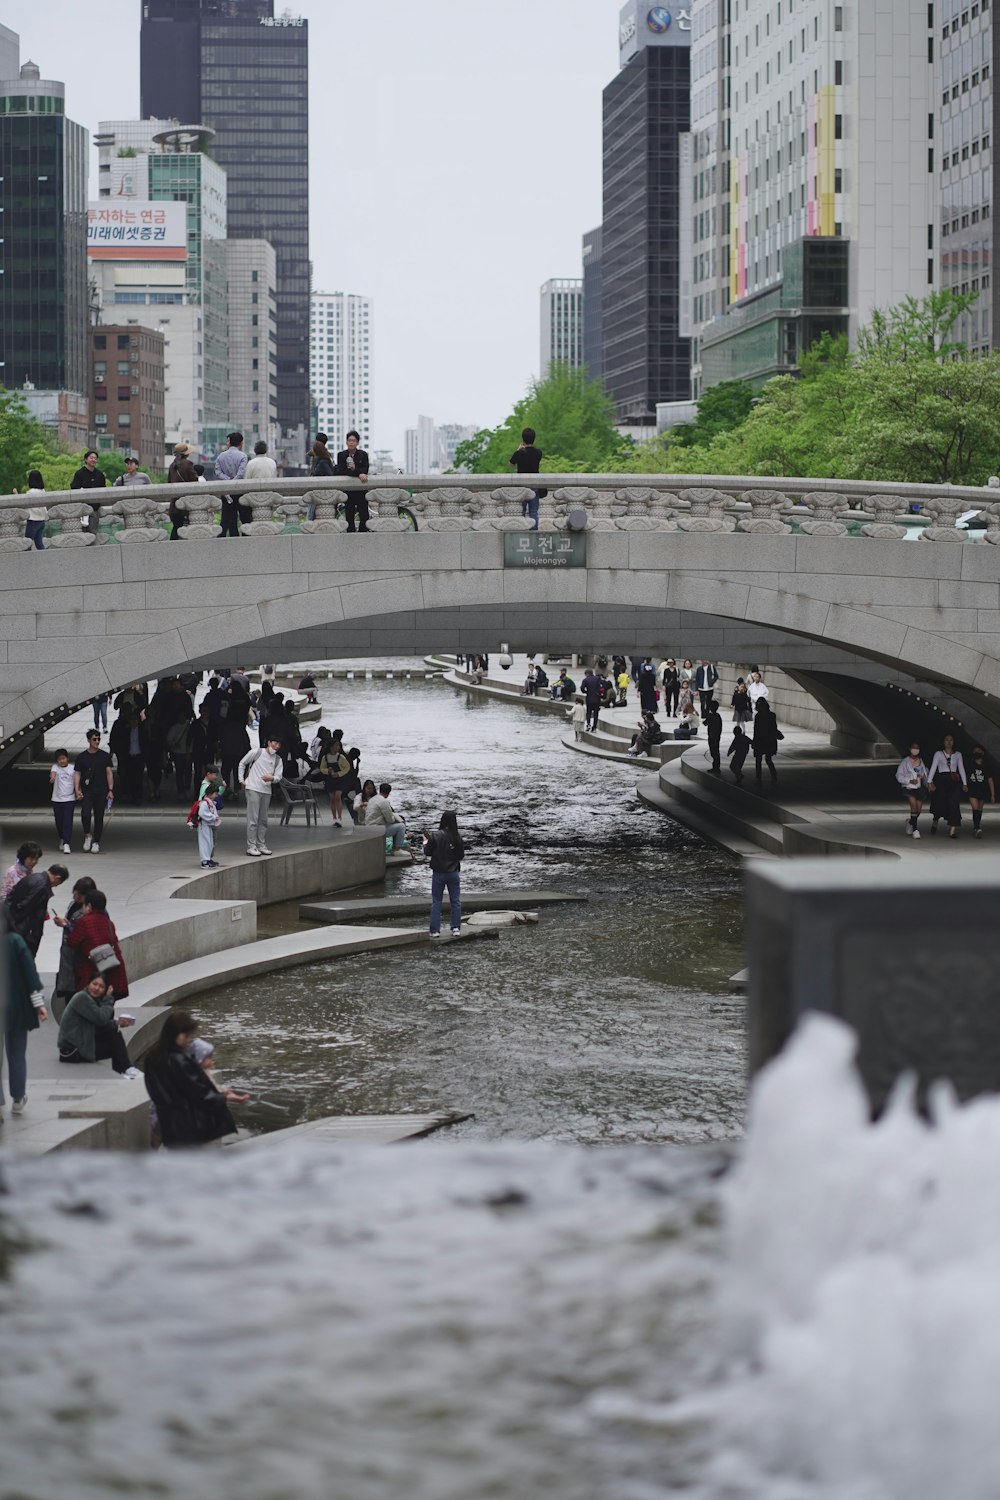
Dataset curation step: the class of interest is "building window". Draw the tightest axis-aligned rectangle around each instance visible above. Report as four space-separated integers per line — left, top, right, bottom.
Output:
117 413 131 428
834 114 843 138
834 6 844 28
117 361 130 376
117 335 130 349
95 413 108 426
117 386 131 400
94 335 107 350
94 387 107 401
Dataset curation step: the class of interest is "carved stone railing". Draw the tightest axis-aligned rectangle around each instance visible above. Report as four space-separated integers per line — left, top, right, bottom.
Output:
0 474 996 546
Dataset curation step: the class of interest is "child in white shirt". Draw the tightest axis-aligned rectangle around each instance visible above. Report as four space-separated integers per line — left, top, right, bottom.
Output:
50 748 76 853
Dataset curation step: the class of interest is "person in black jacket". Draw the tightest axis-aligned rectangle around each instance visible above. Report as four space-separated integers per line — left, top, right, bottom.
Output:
335 430 369 532
70 449 107 532
422 811 464 939
752 701 783 786
143 1009 246 1148
728 725 751 784
7 864 69 956
703 697 724 774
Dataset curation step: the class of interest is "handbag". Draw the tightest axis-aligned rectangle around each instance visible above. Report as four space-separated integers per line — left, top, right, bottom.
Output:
88 942 120 975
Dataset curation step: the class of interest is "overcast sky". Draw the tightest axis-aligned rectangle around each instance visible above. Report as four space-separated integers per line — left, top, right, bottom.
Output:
12 0 618 460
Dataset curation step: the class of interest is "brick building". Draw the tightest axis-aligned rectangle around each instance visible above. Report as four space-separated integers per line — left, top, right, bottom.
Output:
90 324 165 472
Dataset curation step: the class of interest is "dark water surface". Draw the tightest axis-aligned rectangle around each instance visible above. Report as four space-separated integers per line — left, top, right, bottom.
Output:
199 664 748 1144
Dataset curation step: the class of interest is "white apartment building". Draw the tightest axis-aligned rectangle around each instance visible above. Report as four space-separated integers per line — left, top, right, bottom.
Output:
404 414 438 474
690 0 937 391
539 278 584 374
310 291 372 449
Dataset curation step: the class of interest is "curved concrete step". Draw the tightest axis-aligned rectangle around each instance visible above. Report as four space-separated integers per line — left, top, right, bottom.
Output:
635 773 770 860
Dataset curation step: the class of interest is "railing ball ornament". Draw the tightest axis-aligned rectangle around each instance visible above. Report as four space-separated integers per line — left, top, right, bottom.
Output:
566 506 588 532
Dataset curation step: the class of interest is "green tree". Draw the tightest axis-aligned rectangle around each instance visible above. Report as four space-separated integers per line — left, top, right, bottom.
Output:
669 380 755 449
452 364 628 474
0 388 53 494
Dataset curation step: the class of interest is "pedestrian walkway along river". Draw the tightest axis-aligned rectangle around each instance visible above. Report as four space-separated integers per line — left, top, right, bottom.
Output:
200 662 746 1144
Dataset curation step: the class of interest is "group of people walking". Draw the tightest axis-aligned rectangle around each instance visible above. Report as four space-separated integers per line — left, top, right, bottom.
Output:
895 734 996 839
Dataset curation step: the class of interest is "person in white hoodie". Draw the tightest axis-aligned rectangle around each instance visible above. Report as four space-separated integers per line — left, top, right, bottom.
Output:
895 743 930 839
238 737 283 856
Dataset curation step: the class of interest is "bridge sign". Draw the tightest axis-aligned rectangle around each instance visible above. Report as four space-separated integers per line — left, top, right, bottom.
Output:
503 532 587 569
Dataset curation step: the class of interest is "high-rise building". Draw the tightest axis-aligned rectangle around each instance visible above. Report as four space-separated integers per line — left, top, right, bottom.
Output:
581 226 604 379
601 3 692 426
404 415 438 474
540 277 584 374
140 0 310 446
89 324 165 469
939 1 994 355
0 22 19 82
310 291 372 451
693 0 937 391
435 422 477 469
226 239 278 452
91 120 229 457
0 51 88 397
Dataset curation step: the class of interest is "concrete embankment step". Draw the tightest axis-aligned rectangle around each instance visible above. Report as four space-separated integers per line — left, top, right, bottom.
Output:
226 1111 473 1151
636 772 774 861
300 891 587 924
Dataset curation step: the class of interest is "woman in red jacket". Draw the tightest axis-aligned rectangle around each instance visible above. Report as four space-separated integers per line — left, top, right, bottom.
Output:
61 889 129 998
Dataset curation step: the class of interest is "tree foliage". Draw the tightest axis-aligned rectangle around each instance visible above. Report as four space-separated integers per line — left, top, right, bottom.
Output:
453 364 630 474
0 386 136 494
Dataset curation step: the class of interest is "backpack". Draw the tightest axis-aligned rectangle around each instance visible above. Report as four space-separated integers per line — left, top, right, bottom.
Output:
186 800 201 829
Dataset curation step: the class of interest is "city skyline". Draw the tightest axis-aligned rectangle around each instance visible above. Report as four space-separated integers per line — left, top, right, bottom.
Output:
13 0 614 462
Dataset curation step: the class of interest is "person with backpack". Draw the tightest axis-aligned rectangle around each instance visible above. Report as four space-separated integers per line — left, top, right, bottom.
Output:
188 767 223 867
239 736 283 856
422 811 465 938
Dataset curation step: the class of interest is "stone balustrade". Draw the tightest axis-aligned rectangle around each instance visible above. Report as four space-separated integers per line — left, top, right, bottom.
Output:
0 473 996 547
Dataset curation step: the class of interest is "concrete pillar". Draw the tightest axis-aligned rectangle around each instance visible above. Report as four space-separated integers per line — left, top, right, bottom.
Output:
746 857 1000 1115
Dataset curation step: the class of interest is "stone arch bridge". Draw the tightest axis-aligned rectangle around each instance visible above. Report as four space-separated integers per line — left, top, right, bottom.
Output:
1 472 998 770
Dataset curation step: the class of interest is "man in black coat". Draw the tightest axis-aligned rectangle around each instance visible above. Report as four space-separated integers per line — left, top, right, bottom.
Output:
703 697 724 774
335 430 370 532
7 864 69 955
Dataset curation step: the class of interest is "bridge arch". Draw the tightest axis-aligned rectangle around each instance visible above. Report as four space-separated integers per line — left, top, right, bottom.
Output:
1 527 998 764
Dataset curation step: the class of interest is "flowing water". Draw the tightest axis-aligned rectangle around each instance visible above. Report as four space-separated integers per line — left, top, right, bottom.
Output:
1 670 986 1497
198 663 747 1145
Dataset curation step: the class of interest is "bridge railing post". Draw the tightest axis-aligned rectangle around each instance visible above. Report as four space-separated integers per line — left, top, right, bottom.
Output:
239 490 285 536
299 488 348 533
858 495 908 539
176 491 222 539
0 507 32 552
46 502 101 547
111 495 168 543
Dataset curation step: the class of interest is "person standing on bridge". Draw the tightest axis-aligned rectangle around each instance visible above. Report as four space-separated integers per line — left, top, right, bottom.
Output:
245 440 277 480
508 427 545 530
70 449 107 534
927 733 968 839
167 443 198 540
336 431 370 532
216 432 248 538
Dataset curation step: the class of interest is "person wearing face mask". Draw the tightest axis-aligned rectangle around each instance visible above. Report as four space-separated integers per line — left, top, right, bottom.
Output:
966 744 996 839
895 743 930 839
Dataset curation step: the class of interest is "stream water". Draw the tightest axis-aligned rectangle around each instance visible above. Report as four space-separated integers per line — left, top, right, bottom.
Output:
197 663 747 1145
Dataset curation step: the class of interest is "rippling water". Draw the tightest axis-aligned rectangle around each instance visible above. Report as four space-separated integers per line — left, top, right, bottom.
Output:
199 663 747 1145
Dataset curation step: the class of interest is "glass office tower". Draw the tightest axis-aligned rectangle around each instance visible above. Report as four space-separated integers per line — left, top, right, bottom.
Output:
0 60 88 395
140 0 309 443
602 4 691 426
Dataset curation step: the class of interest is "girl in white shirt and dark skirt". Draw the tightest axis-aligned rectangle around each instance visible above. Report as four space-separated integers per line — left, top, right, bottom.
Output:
927 734 968 838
